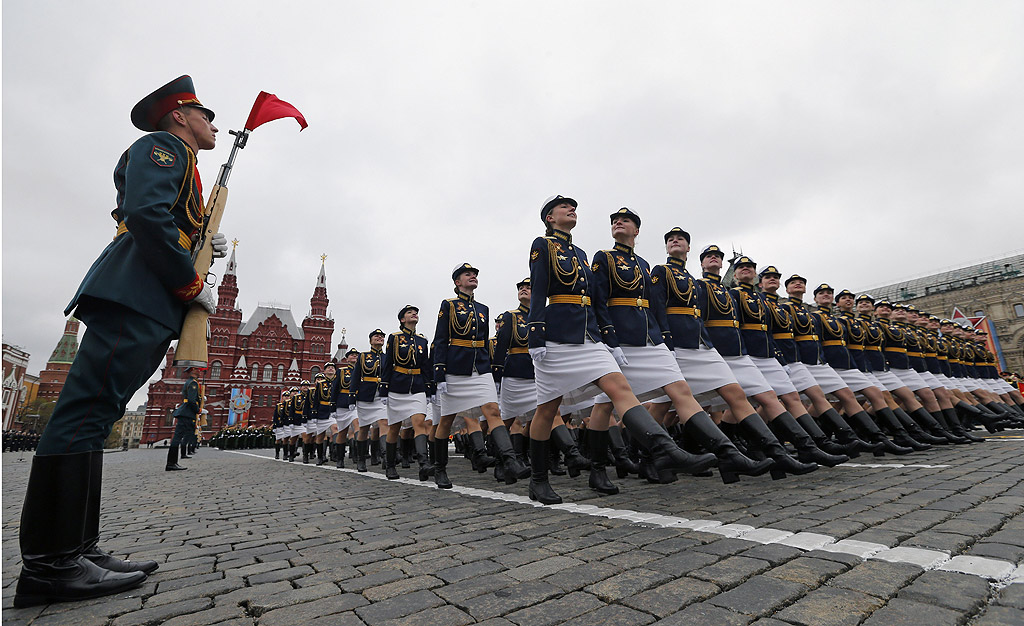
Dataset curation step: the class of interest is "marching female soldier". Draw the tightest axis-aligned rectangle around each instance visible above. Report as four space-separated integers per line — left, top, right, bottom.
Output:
526 196 718 505
379 306 433 480
353 330 387 470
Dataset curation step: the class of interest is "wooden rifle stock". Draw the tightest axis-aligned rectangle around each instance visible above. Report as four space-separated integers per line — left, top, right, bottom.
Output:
173 184 228 367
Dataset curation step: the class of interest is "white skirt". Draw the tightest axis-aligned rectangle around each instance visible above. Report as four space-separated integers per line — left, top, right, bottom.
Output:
499 376 537 424
357 398 387 424
672 345 738 397
722 355 774 396
593 343 683 404
333 406 357 430
918 371 945 391
805 363 848 394
891 368 929 391
835 367 874 392
870 369 906 392
749 356 798 396
387 392 427 426
315 418 334 434
784 362 818 393
273 427 286 440
441 371 498 418
304 422 317 435
286 424 302 437
534 339 620 406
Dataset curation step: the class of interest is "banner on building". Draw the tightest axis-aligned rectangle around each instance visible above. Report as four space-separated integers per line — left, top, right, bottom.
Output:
951 308 1006 371
227 387 252 427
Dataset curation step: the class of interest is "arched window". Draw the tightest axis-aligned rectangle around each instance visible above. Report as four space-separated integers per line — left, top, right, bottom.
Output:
293 342 299 352
210 361 222 379
311 366 321 378
241 338 248 348
277 365 285 381
266 340 274 350
250 363 258 380
255 339 261 349
263 365 273 381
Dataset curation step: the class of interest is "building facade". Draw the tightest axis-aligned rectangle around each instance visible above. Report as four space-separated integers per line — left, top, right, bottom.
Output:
120 404 146 447
37 318 80 403
2 343 30 430
862 254 1024 374
141 249 342 442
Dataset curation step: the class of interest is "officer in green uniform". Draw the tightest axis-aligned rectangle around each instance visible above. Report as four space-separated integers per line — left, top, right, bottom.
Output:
166 367 201 470
14 76 227 608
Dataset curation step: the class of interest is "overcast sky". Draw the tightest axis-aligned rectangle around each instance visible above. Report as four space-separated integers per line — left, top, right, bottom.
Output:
3 1 1023 408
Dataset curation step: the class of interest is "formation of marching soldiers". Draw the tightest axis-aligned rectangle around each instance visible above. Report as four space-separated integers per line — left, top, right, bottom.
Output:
264 196 1024 505
2 431 40 452
210 425 273 450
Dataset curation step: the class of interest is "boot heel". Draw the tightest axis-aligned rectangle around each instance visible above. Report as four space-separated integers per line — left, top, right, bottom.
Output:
873 449 885 457
719 470 739 485
770 468 787 480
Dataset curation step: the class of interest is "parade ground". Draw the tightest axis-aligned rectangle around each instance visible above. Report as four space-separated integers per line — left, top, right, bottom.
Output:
5 437 1024 626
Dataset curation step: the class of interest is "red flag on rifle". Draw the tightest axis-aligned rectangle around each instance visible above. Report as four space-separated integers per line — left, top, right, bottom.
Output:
244 92 308 131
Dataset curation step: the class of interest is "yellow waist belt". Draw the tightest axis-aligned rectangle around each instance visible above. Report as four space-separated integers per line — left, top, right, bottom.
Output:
795 334 819 341
938 356 949 361
666 306 699 316
908 352 924 358
821 340 846 347
508 347 529 355
361 377 380 383
608 297 649 308
885 347 907 353
705 320 739 328
772 332 795 340
549 295 591 306
848 345 864 351
116 221 192 251
740 323 768 331
925 352 938 358
393 367 420 375
866 346 883 351
450 339 486 348
319 401 331 406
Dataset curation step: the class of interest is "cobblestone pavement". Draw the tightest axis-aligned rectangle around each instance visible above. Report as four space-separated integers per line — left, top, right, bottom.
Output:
5 434 1024 626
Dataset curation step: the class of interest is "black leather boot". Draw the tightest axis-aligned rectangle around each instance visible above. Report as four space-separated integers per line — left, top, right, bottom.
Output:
83 452 158 575
874 408 930 451
736 415 817 479
684 413 772 484
794 413 860 457
165 445 186 471
587 430 619 495
943 408 985 442
433 439 452 489
469 431 497 472
528 439 562 505
549 443 566 476
893 408 948 444
316 442 327 466
621 405 717 475
958 402 1000 433
15 453 147 608
845 410 914 455
385 442 400 479
930 410 972 444
817 409 882 455
907 407 961 444
274 443 280 459
356 440 368 472
607 425 640 478
301 442 310 464
415 434 435 481
550 425 590 477
511 432 529 467
370 437 382 465
491 425 530 484
400 437 412 468
769 413 849 466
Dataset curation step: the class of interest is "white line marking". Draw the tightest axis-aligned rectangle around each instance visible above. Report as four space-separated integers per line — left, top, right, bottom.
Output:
224 450 1020 584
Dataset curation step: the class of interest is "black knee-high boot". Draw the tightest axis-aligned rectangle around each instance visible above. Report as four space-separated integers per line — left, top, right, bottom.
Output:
769 413 849 466
370 436 381 465
872 408 930 451
274 442 281 459
844 411 914 455
468 431 497 472
316 441 327 465
684 413 773 484
817 409 882 455
607 425 640 478
736 415 817 480
943 408 984 442
491 425 530 484
620 406 718 475
550 425 588 477
355 440 368 472
528 439 562 505
84 452 158 574
930 410 971 444
415 434 434 481
893 408 948 444
385 441 400 479
587 430 619 495
400 436 412 468
15 453 147 608
433 438 452 489
795 413 861 457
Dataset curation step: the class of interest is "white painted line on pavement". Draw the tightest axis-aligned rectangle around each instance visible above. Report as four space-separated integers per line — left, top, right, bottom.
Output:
225 449 1021 585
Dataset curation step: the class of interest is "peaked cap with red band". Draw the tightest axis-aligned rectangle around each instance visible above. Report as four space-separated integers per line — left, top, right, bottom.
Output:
131 75 215 132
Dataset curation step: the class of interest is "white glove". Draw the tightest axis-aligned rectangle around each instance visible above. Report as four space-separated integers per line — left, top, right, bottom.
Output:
529 347 547 363
211 233 229 258
191 284 217 315
437 382 448 396
610 346 628 367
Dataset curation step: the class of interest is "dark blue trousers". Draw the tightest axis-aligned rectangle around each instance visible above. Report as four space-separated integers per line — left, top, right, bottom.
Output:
37 299 176 455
